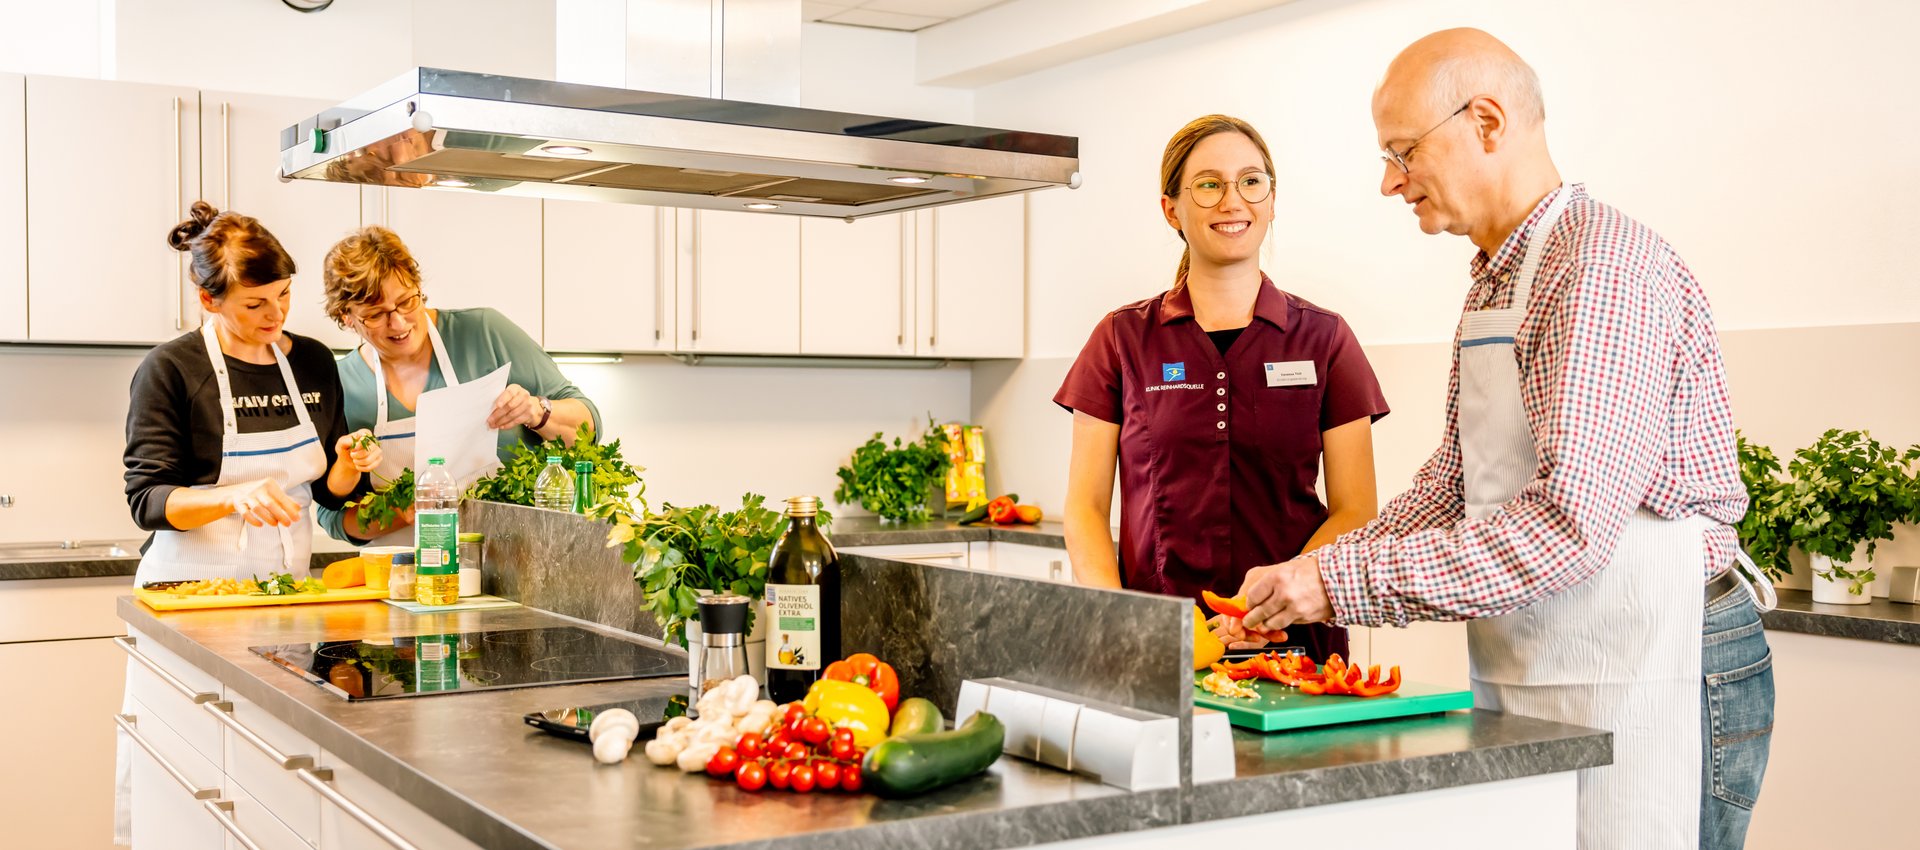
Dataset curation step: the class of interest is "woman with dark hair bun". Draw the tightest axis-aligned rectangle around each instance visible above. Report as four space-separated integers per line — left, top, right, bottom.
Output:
122 201 382 585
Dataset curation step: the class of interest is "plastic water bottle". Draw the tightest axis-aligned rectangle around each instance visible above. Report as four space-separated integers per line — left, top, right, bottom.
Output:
534 456 575 511
413 458 460 606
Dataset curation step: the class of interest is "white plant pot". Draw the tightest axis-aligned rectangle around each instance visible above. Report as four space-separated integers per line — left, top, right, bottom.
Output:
1809 549 1874 605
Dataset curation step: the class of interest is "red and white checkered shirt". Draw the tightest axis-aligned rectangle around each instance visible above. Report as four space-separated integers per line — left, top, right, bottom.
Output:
1317 184 1747 626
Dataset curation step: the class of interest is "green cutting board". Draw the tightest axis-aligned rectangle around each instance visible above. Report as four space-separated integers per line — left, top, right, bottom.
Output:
1194 672 1473 732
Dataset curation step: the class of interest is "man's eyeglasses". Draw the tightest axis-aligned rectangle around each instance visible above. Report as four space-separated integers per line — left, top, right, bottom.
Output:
353 292 424 329
1181 172 1274 208
1381 100 1472 174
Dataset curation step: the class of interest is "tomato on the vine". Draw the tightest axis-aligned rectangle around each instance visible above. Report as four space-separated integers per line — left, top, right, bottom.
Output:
767 759 792 790
734 760 766 792
705 746 739 777
799 716 831 746
789 762 817 793
814 761 841 791
735 732 765 761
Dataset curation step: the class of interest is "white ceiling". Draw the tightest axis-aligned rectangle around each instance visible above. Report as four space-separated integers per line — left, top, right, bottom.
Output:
802 0 1008 32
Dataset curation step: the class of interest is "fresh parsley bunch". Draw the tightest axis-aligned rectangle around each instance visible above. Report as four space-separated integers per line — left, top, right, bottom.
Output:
1778 429 1920 594
466 424 646 520
347 467 414 529
833 418 952 523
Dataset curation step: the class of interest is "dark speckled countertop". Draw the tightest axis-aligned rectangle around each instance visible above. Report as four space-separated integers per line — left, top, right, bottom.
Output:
119 595 1608 850
828 517 1071 548
1762 589 1920 645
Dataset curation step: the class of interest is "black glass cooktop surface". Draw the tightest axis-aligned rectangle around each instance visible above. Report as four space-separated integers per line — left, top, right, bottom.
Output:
250 626 687 701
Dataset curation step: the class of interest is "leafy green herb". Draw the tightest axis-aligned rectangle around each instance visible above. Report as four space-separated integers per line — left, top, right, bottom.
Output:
606 493 831 647
833 417 952 523
350 432 379 452
253 571 327 596
1734 431 1794 581
467 424 646 521
347 468 414 529
1777 429 1920 594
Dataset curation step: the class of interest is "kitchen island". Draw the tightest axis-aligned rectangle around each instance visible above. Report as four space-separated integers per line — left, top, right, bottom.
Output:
118 593 1607 850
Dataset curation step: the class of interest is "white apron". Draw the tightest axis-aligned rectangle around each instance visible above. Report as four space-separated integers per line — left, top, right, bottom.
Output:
119 321 328 843
133 322 327 584
1458 187 1704 849
359 317 461 546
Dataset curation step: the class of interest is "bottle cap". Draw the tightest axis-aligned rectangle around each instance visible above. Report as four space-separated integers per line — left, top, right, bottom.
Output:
784 496 820 517
546 456 562 464
392 552 415 565
695 594 751 636
428 457 445 465
457 532 484 543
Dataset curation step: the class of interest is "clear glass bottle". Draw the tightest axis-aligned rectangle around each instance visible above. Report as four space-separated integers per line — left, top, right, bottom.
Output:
413 458 460 606
571 461 595 514
764 496 839 704
534 456 574 511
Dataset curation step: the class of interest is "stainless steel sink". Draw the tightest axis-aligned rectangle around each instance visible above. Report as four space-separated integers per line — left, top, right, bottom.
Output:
0 540 141 562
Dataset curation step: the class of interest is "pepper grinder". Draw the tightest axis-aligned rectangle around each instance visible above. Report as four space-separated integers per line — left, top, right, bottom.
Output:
692 595 753 712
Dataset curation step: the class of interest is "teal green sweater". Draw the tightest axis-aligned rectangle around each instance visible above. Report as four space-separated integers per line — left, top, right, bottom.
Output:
317 308 601 543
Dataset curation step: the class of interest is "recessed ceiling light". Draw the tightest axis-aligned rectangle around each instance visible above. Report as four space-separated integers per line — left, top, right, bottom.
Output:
888 175 930 184
434 178 473 188
541 145 592 156
743 202 780 211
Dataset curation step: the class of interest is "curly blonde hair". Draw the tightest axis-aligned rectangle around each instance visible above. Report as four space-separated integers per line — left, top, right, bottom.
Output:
322 226 424 327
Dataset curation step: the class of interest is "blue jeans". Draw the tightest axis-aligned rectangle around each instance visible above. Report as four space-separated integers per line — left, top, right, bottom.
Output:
1700 584 1774 849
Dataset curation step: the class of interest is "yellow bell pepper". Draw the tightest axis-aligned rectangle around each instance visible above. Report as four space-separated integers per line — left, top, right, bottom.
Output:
803 679 891 748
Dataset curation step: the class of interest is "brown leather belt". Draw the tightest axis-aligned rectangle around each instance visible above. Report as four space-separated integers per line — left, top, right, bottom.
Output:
1705 569 1741 605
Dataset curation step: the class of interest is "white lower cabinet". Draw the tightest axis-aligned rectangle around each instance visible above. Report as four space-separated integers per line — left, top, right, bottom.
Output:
980 542 1074 582
219 691 322 844
222 782 311 850
122 697 225 850
838 541 973 570
316 758 484 850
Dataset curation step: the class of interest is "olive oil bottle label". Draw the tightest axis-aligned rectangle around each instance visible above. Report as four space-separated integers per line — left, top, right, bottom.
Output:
415 635 460 692
765 583 822 671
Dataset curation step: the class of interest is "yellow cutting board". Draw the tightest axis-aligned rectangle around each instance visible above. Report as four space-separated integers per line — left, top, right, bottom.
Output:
135 586 389 611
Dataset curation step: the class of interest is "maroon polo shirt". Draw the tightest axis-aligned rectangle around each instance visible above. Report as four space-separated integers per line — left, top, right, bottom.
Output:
1054 278 1389 661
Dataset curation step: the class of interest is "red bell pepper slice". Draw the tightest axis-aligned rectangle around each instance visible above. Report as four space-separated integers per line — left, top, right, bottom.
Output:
1351 666 1402 698
1210 662 1258 681
1201 591 1250 620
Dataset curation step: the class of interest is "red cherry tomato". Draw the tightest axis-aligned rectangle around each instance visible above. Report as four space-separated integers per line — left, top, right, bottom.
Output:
814 761 841 791
781 703 807 726
840 762 863 793
767 730 794 751
735 732 764 761
832 727 856 747
789 762 816 793
829 736 856 762
767 759 792 790
734 760 766 792
705 746 739 778
799 716 831 746
783 741 810 761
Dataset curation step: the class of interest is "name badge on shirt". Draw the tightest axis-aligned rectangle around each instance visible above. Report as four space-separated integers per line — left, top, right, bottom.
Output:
1264 361 1317 388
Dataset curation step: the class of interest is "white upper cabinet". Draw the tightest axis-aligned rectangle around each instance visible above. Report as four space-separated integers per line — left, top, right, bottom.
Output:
918 195 1025 359
677 210 799 355
377 187 544 344
800 214 911 357
0 74 24 341
543 199 672 352
202 91 362 350
26 76 201 344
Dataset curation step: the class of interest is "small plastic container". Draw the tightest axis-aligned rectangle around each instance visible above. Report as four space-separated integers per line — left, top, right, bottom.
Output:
386 552 417 601
457 533 484 597
358 545 412 591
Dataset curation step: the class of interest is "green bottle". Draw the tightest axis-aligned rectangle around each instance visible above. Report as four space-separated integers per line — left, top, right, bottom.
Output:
572 461 594 514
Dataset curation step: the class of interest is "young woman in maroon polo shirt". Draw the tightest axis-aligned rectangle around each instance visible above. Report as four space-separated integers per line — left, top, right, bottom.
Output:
1053 115 1390 662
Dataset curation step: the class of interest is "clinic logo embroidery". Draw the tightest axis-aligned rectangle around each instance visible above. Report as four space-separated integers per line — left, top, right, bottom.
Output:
1162 362 1186 382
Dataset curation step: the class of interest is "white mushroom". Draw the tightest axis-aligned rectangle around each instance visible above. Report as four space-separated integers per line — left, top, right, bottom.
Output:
643 737 680 766
677 742 719 772
589 709 640 745
593 735 633 765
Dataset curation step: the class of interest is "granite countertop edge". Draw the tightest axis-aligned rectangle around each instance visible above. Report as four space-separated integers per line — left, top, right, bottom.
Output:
1761 589 1920 646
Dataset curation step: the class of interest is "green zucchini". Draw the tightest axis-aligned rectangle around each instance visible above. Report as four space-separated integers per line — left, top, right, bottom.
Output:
957 493 1017 525
889 697 945 737
862 711 1004 798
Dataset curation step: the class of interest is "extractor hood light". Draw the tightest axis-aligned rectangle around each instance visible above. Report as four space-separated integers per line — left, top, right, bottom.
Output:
743 202 780 211
433 177 473 188
541 145 592 156
888 175 929 184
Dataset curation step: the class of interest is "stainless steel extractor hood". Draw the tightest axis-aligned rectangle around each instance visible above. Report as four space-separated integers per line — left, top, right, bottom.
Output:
277 67 1080 219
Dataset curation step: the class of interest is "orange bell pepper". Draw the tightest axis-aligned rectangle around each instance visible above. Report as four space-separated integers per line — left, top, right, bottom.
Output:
1210 662 1258 681
822 653 900 713
1351 666 1402 698
1201 591 1250 620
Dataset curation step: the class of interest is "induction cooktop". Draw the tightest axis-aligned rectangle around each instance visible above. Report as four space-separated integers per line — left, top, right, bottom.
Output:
250 626 687 701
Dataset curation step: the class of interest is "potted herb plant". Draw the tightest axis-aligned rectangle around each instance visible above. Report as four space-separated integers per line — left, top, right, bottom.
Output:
1734 432 1794 582
833 419 952 523
1779 430 1920 604
607 495 820 683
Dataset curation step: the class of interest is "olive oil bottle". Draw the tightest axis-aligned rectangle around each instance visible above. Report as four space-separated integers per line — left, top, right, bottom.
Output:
765 496 840 703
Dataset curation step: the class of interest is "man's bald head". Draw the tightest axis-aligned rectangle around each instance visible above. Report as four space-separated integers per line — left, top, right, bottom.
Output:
1377 28 1545 130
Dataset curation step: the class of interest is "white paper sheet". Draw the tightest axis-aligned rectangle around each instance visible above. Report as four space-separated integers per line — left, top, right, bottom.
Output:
415 362 512 491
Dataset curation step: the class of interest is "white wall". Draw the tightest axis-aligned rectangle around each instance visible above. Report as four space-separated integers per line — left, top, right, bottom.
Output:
0 10 978 545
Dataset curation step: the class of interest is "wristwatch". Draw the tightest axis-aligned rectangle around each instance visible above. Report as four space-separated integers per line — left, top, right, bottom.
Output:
532 396 553 431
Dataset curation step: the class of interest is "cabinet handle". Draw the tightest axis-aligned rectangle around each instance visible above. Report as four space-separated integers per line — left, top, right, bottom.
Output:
220 101 232 210
653 210 665 343
116 714 221 801
115 635 219 704
690 213 701 343
297 768 424 850
898 215 908 347
897 551 966 562
929 210 939 348
205 700 315 770
204 800 266 850
172 95 185 331
1049 560 1064 581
